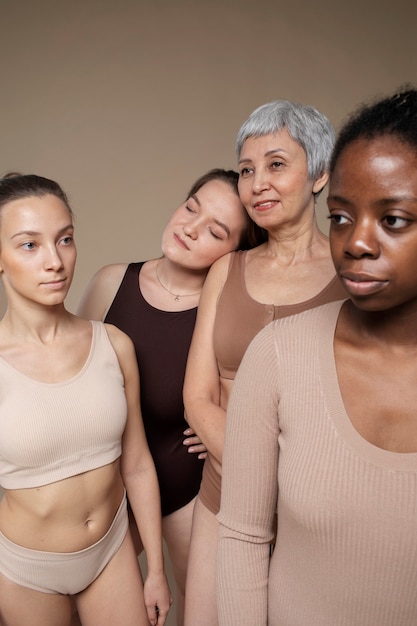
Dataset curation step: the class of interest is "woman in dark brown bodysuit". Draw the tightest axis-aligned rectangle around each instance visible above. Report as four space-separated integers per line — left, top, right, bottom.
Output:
78 169 263 625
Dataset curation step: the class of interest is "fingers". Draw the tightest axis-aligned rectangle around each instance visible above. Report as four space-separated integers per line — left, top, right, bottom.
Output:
147 597 173 626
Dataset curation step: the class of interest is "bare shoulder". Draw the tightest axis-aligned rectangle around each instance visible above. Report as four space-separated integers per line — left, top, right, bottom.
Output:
87 263 129 292
204 251 235 288
77 263 129 320
103 321 134 352
103 321 138 374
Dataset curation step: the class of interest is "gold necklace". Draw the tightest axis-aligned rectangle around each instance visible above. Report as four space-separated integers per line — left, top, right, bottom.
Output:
156 259 201 302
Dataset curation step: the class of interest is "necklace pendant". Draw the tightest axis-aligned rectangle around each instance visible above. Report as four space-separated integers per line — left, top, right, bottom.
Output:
175 295 180 301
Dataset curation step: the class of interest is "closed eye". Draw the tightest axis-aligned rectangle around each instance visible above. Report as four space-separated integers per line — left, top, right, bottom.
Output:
208 228 223 240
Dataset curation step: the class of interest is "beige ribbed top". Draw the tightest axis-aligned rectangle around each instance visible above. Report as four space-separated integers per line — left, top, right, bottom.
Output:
0 321 127 489
217 300 417 626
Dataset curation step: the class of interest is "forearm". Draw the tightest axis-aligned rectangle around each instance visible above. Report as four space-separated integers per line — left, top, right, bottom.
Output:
185 399 226 464
124 464 165 574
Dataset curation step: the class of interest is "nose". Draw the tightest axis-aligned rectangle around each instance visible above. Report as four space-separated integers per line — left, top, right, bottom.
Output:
344 218 380 259
44 244 64 270
252 167 271 194
183 221 198 240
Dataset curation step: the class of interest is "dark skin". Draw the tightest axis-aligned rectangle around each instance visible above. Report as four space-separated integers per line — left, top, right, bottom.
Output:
328 135 417 453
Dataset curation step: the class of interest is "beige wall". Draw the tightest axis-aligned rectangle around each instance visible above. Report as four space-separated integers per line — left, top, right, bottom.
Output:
0 0 415 314
0 2 415 622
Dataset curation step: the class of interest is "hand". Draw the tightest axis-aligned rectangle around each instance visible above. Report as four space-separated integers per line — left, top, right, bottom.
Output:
183 428 207 460
143 570 173 626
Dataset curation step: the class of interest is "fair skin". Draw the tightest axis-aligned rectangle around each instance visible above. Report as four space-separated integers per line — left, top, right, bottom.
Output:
77 178 248 625
0 194 171 626
183 130 335 626
329 135 417 454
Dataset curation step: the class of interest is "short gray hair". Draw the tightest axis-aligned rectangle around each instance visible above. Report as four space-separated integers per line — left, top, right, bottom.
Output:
236 100 335 184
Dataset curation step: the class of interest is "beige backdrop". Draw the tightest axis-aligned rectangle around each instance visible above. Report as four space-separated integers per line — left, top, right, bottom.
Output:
0 0 415 314
0 1 415 622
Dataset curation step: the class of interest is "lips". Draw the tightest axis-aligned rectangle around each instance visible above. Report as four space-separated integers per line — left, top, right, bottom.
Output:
173 233 190 250
42 278 67 289
339 271 389 296
253 199 277 211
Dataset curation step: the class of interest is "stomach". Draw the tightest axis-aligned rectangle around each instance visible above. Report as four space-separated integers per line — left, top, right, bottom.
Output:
0 460 125 553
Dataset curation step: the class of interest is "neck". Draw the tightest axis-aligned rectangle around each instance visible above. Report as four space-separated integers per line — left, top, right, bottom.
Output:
264 220 329 263
345 300 417 349
156 257 207 300
0 303 71 344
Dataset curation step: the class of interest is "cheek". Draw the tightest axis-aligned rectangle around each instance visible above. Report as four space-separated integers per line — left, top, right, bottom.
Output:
66 248 77 269
211 238 240 260
329 233 344 266
238 181 250 205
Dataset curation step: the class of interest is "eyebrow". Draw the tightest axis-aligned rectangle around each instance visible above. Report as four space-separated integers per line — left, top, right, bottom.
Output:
379 195 417 205
238 148 288 165
11 224 74 240
328 194 417 206
190 193 231 237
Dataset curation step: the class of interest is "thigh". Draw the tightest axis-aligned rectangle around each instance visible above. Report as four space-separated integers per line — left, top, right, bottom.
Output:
128 507 144 557
0 573 72 626
76 531 148 626
163 497 196 625
163 497 195 587
184 497 219 626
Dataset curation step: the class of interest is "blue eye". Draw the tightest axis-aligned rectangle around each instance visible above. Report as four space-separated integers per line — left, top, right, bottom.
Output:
21 242 36 250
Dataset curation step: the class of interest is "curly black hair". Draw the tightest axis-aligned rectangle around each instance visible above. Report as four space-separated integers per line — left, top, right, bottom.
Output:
330 85 417 173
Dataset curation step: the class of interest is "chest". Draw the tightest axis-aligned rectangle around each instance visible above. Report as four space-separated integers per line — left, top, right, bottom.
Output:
336 347 417 453
245 256 336 306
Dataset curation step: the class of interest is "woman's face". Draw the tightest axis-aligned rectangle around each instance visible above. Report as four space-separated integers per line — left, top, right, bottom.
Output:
161 179 247 270
328 135 417 313
237 130 327 234
0 194 76 307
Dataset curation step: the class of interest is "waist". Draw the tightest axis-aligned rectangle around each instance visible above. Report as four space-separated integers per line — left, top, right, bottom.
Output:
0 462 124 552
199 454 222 514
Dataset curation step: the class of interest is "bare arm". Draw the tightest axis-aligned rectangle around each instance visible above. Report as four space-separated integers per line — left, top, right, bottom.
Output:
106 324 172 625
183 254 231 464
77 264 128 321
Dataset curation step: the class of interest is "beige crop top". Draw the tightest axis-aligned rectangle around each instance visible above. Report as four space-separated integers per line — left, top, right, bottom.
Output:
0 321 127 490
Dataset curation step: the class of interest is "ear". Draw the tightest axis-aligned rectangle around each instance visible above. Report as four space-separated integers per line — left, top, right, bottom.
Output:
312 170 329 195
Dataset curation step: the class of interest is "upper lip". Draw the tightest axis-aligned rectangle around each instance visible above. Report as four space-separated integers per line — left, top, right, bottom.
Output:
174 232 190 250
340 271 385 282
253 199 277 208
42 277 66 284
